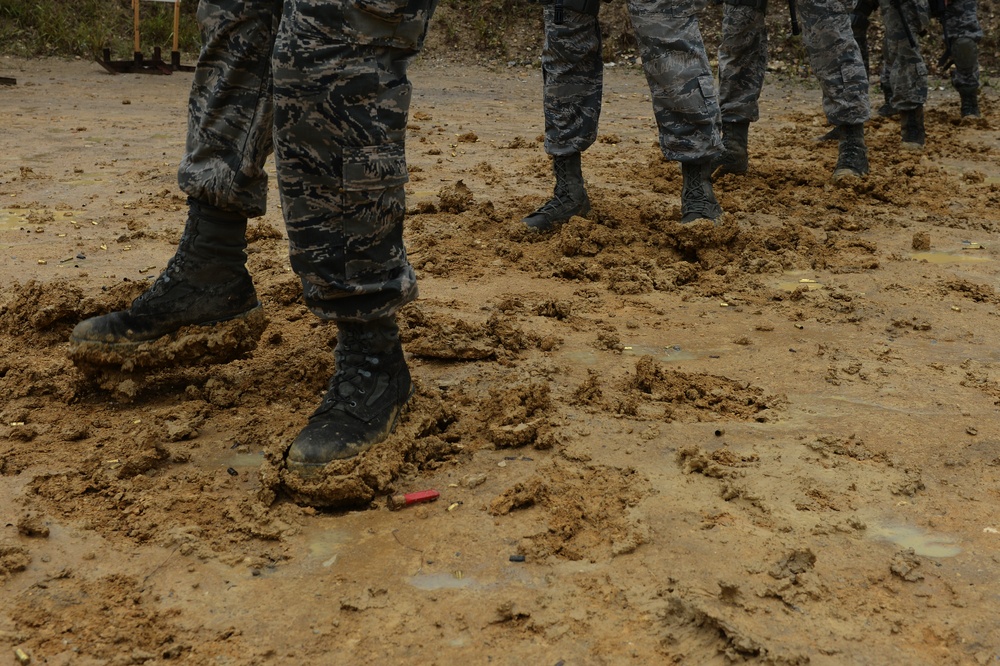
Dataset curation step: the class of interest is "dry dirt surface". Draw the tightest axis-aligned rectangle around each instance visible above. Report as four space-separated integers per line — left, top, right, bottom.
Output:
2 52 1000 665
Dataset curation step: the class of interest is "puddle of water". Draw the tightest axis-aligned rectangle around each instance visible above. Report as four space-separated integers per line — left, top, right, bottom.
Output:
567 345 700 365
869 524 962 558
408 572 477 590
214 450 264 469
0 208 29 230
910 251 990 265
775 280 824 292
305 528 353 560
623 344 699 362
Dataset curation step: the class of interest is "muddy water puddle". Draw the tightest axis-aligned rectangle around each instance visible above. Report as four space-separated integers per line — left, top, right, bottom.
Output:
774 272 825 292
910 248 991 264
566 344 702 366
869 523 962 557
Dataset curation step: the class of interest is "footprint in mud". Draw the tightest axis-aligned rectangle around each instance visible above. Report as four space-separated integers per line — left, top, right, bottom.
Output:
487 461 652 562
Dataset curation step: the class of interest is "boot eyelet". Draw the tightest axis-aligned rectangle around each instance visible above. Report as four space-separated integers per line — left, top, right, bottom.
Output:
350 401 357 407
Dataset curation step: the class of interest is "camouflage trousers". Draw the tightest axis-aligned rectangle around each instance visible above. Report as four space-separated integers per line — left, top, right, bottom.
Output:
717 0 768 124
940 0 982 90
541 1 723 163
879 0 929 110
177 0 437 322
718 0 869 126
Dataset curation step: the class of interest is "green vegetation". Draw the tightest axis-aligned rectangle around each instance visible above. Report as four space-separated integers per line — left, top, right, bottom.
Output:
0 0 199 59
0 0 993 81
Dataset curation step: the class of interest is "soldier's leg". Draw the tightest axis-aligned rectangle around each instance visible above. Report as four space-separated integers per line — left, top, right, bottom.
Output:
714 0 767 176
70 0 280 365
523 6 602 231
879 0 929 148
797 0 871 181
274 0 437 470
943 0 982 116
628 0 723 222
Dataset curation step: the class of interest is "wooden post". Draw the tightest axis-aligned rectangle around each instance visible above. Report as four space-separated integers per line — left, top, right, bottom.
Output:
172 0 180 53
133 0 141 55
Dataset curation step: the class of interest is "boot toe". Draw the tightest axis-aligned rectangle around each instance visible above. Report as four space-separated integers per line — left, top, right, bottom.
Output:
69 312 136 345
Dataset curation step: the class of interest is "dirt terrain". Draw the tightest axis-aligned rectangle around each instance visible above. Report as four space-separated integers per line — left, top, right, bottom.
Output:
2 44 1000 665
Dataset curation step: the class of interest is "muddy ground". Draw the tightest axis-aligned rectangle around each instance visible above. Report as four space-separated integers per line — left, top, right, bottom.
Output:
1 47 1000 665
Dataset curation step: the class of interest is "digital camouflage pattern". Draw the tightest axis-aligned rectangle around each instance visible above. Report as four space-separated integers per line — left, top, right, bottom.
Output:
941 0 982 90
796 0 870 125
179 0 437 323
879 0 929 111
542 1 723 163
717 1 768 124
716 0 869 127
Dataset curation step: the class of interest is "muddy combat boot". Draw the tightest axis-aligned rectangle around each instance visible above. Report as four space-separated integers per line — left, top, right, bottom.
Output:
712 121 750 177
286 317 412 473
832 124 869 183
680 161 722 224
958 87 981 118
70 199 262 363
900 105 926 151
952 37 981 118
522 152 591 231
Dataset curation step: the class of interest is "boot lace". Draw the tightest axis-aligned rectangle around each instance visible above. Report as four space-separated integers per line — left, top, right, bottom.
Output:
315 352 379 414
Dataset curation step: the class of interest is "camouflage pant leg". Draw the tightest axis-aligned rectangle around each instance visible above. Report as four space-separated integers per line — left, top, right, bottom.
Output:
627 0 723 163
798 0 870 125
879 0 928 110
179 0 283 218
542 7 603 156
851 0 879 75
718 2 768 124
272 0 438 323
942 0 982 89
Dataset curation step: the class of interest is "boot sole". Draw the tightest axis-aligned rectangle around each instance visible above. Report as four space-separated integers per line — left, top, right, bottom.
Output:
69 304 267 372
831 168 869 185
284 386 415 478
523 201 592 232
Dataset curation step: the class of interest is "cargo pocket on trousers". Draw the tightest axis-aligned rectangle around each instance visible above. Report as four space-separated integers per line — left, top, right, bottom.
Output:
343 142 409 193
697 74 720 117
354 0 410 22
342 142 410 279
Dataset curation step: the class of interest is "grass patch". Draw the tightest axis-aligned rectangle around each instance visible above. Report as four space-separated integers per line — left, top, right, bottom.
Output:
0 0 199 59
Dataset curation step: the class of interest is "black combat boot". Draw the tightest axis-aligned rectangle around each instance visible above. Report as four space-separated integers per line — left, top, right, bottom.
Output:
522 152 591 231
70 198 261 352
952 37 981 118
286 317 412 473
712 121 750 177
680 161 722 224
958 86 980 118
900 105 926 150
832 124 869 183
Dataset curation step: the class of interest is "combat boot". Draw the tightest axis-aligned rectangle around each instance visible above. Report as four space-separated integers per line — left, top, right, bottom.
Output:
522 152 591 231
900 105 926 150
680 161 722 224
952 37 981 118
832 124 869 183
958 86 980 118
286 317 412 473
70 199 261 352
712 121 750 177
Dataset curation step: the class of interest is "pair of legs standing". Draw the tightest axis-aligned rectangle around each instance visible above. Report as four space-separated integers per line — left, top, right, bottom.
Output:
524 0 725 231
715 0 872 177
71 0 439 472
